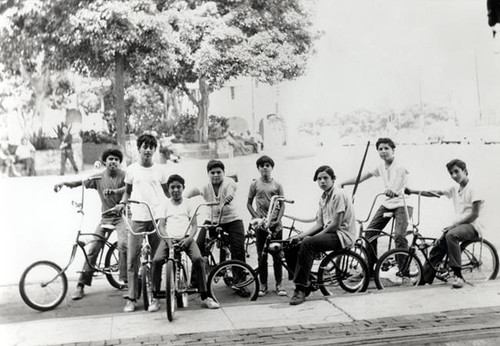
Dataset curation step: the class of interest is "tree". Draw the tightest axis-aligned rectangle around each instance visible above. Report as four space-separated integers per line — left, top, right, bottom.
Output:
1 0 182 151
154 0 320 143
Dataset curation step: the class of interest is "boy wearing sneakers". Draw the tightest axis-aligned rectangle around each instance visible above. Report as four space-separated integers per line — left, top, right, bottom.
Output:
115 133 169 312
406 159 485 289
247 155 287 297
148 174 219 311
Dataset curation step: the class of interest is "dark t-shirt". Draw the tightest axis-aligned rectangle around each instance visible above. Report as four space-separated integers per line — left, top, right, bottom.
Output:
248 178 284 220
85 169 126 212
62 134 72 150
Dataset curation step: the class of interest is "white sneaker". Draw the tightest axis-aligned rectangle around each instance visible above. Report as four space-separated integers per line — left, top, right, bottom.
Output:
201 297 220 309
258 284 268 297
123 300 136 312
452 277 464 289
276 284 287 296
148 298 160 312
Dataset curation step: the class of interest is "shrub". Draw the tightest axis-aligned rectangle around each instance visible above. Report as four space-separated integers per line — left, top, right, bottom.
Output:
30 129 58 150
80 130 117 144
208 115 228 139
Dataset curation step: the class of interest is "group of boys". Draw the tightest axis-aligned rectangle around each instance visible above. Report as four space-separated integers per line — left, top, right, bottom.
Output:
55 134 485 310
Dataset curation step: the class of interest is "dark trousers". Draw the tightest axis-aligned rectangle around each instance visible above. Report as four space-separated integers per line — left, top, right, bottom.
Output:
488 0 500 26
151 239 207 297
19 158 36 176
256 224 283 286
284 232 341 288
422 224 478 284
365 205 412 269
196 219 246 263
60 148 78 175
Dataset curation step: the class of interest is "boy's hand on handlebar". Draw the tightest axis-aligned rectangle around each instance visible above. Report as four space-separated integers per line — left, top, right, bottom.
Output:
384 189 398 198
103 189 116 197
179 236 193 249
223 195 234 204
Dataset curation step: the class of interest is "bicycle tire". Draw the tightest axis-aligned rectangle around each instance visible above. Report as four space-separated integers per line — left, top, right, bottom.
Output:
19 261 68 311
374 249 423 289
104 242 126 289
165 260 176 322
141 264 153 311
207 260 259 305
176 264 188 309
360 230 395 271
318 249 369 295
461 238 499 282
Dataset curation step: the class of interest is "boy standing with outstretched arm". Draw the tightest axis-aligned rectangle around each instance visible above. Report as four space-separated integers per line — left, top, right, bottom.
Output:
149 174 219 312
115 133 169 312
54 149 127 300
406 159 485 288
247 155 287 297
341 138 410 271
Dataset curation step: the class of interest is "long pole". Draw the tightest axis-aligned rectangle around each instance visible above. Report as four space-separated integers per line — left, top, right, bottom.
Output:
352 141 370 203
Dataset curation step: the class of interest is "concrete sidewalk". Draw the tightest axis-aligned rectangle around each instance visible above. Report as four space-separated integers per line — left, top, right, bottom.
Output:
2 280 500 345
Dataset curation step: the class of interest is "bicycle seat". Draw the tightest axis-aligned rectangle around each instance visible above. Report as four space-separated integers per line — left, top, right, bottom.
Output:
101 224 116 232
382 212 394 218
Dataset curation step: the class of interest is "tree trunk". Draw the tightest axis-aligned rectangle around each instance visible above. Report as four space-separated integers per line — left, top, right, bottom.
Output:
197 77 210 143
115 52 126 150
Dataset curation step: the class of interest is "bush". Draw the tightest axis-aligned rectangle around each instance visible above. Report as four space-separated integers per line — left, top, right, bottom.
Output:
30 129 58 150
80 130 117 144
171 113 198 143
208 115 228 139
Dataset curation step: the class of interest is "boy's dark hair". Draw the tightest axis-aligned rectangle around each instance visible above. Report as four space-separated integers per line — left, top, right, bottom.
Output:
313 165 336 181
102 148 123 163
167 174 185 188
137 133 157 149
376 137 396 150
256 155 274 168
446 159 467 174
207 159 225 172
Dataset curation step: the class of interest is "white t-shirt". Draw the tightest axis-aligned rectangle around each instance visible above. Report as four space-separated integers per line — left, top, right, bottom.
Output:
164 198 193 239
370 158 409 209
125 163 168 221
442 181 485 236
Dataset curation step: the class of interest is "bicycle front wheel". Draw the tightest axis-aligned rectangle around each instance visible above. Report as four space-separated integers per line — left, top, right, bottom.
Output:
318 249 369 295
165 260 176 322
374 249 423 289
104 242 126 289
141 264 153 311
207 260 259 305
19 261 68 311
461 238 499 282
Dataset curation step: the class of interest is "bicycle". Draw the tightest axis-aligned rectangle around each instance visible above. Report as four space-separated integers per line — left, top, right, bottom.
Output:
374 193 499 289
207 196 370 305
353 192 404 273
19 176 125 312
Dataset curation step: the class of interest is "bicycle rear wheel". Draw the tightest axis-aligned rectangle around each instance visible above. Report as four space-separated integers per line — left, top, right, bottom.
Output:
141 264 153 311
318 249 369 295
374 249 423 289
207 260 259 305
461 238 499 282
19 261 68 311
104 242 126 289
165 260 176 322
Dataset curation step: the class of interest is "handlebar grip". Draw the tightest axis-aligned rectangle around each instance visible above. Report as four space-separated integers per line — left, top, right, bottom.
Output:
284 199 294 204
128 200 140 204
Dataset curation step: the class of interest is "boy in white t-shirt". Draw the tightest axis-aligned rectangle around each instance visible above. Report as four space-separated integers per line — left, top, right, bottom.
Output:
148 174 219 311
341 138 410 271
115 133 169 312
406 159 484 289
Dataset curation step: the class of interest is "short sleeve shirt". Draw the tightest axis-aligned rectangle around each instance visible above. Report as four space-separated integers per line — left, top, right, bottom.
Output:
247 178 284 220
442 181 485 236
63 134 73 150
317 187 356 248
370 158 409 209
125 163 169 221
164 199 193 239
200 178 240 224
85 169 126 213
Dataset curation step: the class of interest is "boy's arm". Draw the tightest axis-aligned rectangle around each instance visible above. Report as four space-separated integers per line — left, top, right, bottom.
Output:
247 197 259 218
445 200 481 231
405 187 443 198
161 182 170 199
54 180 83 192
116 184 133 207
184 187 202 199
340 172 373 187
318 211 344 236
103 186 126 197
224 179 237 204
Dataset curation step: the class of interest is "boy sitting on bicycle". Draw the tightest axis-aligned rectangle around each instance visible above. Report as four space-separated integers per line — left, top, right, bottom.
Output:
149 174 219 311
406 159 485 289
247 155 287 297
285 165 356 305
54 148 127 301
341 138 410 271
115 133 169 312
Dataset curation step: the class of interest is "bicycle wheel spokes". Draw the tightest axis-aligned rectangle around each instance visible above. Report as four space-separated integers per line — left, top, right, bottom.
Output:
319 250 369 295
461 240 499 282
165 260 176 322
141 264 153 311
207 260 259 305
374 249 422 289
19 261 68 311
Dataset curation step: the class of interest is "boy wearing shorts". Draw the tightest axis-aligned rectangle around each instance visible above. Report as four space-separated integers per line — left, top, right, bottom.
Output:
247 155 286 297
